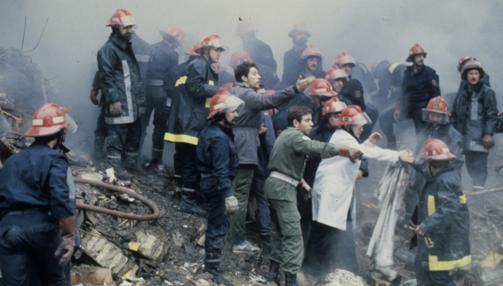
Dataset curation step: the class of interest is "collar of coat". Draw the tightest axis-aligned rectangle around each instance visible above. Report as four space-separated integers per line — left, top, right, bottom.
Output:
109 34 131 51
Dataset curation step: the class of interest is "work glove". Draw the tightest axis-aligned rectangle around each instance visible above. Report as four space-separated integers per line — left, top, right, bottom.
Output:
398 150 414 163
109 101 122 116
368 132 382 144
482 134 495 149
225 195 239 214
338 147 364 163
89 89 99 105
295 76 315 93
55 216 76 266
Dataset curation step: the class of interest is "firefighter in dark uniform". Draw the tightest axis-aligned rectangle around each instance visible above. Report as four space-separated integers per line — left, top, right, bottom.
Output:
197 90 244 286
164 34 226 215
414 139 471 286
264 106 362 286
451 59 498 191
236 21 277 73
282 23 310 87
0 103 77 285
97 9 145 171
143 27 185 170
397 43 440 137
333 51 378 140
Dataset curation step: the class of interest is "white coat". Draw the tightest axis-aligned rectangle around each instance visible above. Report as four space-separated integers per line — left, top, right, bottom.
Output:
312 129 400 230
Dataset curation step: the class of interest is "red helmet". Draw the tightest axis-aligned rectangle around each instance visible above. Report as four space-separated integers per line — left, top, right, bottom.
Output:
195 34 226 53
457 56 477 72
160 27 186 45
422 96 449 124
207 90 244 119
185 43 202 57
423 138 455 161
460 59 485 80
321 97 347 118
325 68 348 81
334 51 355 68
106 8 136 27
407 43 427 61
230 51 253 70
305 79 337 97
25 103 77 137
300 46 322 61
336 105 371 127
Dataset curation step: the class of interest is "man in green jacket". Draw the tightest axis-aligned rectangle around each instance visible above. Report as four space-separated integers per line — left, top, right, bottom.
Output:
264 105 363 286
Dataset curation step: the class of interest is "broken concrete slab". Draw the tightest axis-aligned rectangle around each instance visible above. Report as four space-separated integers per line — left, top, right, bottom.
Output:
71 265 113 285
323 269 367 286
80 230 131 275
130 230 167 261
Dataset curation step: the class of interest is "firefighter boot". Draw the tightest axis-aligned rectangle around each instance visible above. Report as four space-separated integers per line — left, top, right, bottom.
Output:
205 253 234 286
264 261 280 284
285 272 299 286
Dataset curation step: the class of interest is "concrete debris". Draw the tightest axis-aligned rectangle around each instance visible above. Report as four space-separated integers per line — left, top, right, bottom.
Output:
323 269 367 286
106 168 118 184
80 230 133 275
131 230 168 260
71 265 113 285
172 230 184 248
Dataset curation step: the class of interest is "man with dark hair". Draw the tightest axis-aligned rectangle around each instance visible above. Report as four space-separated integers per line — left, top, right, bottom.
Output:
264 105 363 286
228 62 312 254
97 8 145 171
164 34 226 215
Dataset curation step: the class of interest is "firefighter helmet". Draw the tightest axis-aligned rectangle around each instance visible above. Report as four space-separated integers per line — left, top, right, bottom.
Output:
106 8 136 27
423 138 455 161
334 51 355 68
300 46 322 61
460 59 485 81
195 34 226 53
305 79 337 97
407 43 427 62
422 96 449 124
336 105 371 127
25 103 77 137
325 68 348 81
160 27 186 45
208 90 244 119
321 97 347 118
288 22 311 38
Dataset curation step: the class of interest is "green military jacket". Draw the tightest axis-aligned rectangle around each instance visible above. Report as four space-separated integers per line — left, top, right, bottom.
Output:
265 127 340 201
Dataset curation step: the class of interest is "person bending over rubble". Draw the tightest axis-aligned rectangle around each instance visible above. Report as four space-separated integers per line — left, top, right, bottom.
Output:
196 90 244 286
0 103 77 285
309 105 413 279
263 105 363 286
413 139 471 286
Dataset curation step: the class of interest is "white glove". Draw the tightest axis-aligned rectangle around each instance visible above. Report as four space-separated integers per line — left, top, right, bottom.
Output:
225 195 239 214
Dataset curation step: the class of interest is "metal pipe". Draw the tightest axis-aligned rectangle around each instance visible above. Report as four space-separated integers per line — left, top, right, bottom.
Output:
74 177 160 221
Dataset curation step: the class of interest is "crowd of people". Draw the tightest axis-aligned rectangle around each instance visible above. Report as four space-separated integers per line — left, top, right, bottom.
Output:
0 7 501 286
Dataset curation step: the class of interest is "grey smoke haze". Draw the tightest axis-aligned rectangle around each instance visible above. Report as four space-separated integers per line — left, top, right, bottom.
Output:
1 0 502 151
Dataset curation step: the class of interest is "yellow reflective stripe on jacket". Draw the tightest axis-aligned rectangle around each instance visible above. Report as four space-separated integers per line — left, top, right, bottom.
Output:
164 132 198 145
388 62 401 74
208 80 215 86
428 254 472 271
205 98 211 108
175 76 187 87
427 194 467 216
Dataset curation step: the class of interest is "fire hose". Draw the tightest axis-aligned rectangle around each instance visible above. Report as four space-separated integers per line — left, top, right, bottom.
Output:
74 177 160 221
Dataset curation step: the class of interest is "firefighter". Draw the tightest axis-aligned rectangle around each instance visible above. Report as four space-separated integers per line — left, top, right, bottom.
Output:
414 139 471 286
236 21 277 72
457 56 491 90
325 67 347 94
451 59 498 191
143 27 185 171
264 105 363 286
282 23 310 87
397 43 440 136
0 103 77 285
310 105 413 278
227 62 311 254
97 8 145 171
164 34 225 215
304 78 338 125
197 90 243 286
89 70 107 160
334 51 378 140
299 46 324 79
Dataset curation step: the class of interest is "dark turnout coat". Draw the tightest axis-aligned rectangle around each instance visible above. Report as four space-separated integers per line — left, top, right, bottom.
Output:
165 56 219 145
